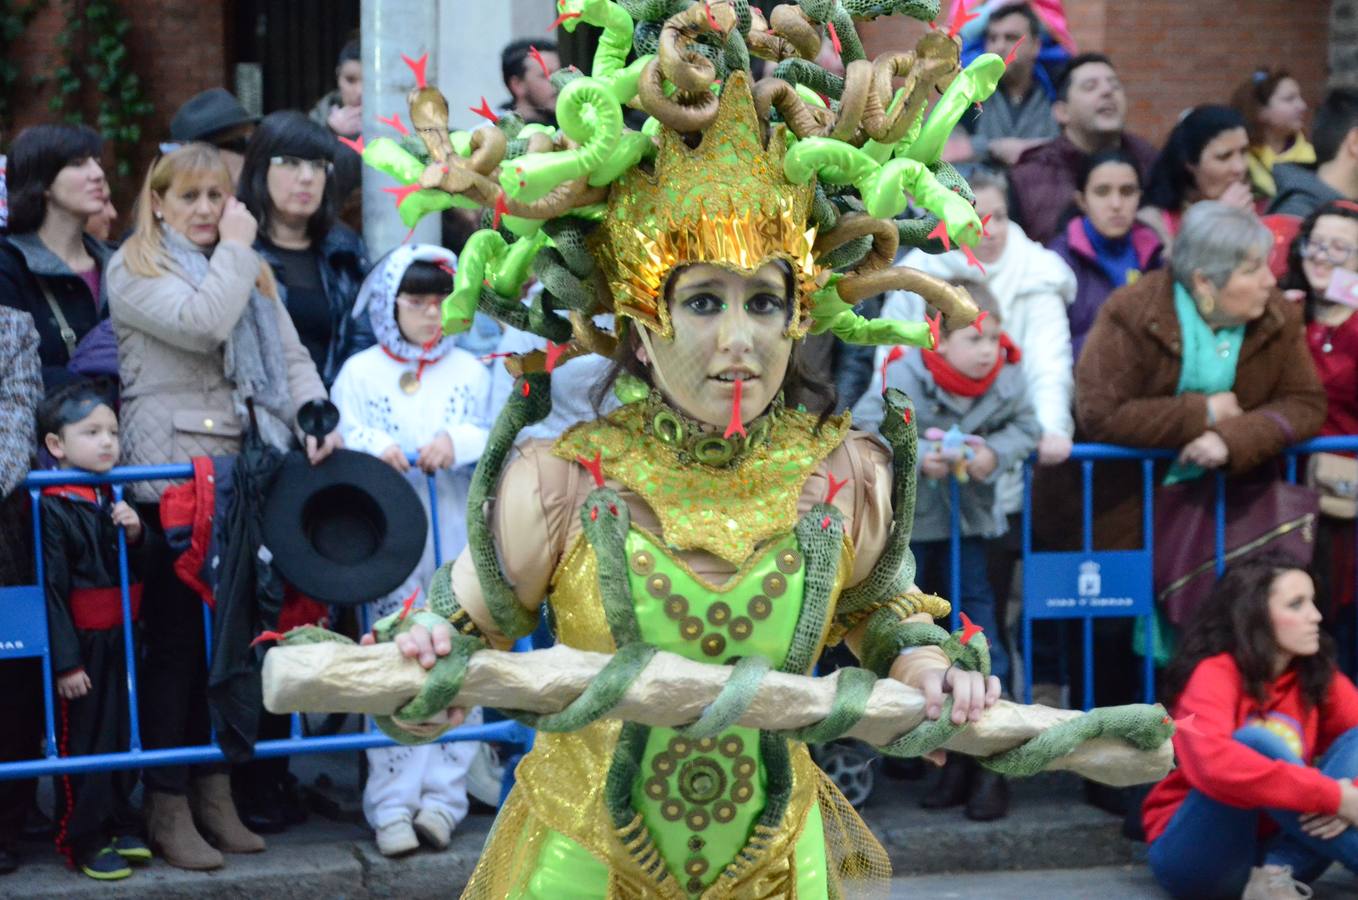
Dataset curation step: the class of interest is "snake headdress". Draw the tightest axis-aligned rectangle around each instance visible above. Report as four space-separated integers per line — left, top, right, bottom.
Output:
358 0 1008 366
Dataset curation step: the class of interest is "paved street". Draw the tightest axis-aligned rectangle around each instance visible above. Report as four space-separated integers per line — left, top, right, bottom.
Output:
7 749 1358 898
891 866 1358 899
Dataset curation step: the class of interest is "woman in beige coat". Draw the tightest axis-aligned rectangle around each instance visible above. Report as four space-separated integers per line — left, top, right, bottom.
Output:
107 143 338 871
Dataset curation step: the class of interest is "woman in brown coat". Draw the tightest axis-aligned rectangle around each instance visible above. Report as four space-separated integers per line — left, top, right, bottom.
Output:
1060 202 1324 752
1077 201 1325 521
107 144 339 871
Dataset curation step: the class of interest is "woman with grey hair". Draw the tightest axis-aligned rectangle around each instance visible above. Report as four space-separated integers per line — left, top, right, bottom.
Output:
1068 202 1324 771
1078 200 1323 477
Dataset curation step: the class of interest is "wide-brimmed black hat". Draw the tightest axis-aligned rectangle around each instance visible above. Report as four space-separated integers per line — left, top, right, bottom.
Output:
170 88 259 143
263 449 428 606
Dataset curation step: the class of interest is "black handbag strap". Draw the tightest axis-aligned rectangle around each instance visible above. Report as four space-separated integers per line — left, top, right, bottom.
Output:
35 277 78 358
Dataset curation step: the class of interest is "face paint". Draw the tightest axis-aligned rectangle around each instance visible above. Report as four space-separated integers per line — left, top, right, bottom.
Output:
641 261 794 431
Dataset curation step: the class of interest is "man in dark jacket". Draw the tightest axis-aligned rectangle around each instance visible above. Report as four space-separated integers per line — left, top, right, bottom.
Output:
1010 54 1157 244
1269 89 1358 219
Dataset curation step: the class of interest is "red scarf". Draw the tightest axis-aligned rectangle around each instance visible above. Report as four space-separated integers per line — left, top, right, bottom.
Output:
41 484 108 505
922 333 1021 398
381 338 441 385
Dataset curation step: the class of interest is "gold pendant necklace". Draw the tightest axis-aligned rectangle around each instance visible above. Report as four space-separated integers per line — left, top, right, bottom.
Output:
399 370 421 394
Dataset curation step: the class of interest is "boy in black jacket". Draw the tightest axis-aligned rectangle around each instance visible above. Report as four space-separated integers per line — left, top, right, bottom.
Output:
38 381 156 880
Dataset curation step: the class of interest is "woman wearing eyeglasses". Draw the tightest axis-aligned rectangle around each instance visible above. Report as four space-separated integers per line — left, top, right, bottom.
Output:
236 111 372 389
1282 199 1358 623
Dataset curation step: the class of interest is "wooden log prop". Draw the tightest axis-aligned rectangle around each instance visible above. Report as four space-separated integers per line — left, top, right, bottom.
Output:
262 642 1174 787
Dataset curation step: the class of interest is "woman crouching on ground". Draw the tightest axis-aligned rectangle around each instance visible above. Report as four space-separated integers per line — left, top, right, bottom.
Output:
1143 553 1358 899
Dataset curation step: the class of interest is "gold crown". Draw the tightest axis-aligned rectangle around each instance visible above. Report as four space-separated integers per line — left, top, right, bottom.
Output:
591 70 820 339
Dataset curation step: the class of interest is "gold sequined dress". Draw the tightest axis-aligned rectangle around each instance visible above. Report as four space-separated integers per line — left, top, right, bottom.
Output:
447 403 947 898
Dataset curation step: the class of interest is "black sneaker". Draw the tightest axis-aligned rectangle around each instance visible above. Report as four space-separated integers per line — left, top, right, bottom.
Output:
21 803 53 842
111 834 152 863
79 846 132 881
0 845 17 875
236 781 288 835
278 773 309 827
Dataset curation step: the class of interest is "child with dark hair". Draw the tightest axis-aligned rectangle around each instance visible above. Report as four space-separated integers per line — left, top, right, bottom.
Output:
1144 554 1358 900
1270 89 1358 219
331 246 490 857
852 283 1040 822
36 380 158 880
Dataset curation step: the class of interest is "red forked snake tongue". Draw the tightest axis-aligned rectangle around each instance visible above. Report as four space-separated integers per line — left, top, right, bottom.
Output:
723 378 747 440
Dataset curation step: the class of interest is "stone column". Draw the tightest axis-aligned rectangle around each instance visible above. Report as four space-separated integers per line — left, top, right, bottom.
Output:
360 0 442 256
360 0 554 254
438 0 556 132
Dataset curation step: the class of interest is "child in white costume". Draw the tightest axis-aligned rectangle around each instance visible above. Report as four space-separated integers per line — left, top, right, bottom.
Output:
330 245 491 856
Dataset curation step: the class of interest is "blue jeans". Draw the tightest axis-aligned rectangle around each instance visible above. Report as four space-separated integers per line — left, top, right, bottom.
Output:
1148 725 1358 899
910 538 1010 690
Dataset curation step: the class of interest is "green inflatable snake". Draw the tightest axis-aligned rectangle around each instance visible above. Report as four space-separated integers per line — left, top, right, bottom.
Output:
265 378 1176 777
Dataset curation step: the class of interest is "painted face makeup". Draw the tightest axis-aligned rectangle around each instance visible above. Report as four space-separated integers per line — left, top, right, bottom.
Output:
640 261 794 431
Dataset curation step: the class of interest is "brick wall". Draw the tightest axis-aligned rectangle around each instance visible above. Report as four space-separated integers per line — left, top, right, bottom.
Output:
10 0 227 206
859 0 1332 149
1105 0 1330 146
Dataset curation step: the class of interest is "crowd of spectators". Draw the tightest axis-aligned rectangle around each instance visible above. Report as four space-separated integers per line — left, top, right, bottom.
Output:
4 3 1358 895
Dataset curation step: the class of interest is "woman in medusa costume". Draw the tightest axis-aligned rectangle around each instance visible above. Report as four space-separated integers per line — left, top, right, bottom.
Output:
330 1 1139 896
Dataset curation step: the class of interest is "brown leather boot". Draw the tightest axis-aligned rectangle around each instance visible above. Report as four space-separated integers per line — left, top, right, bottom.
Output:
189 774 265 853
145 791 224 870
965 768 1010 821
920 756 972 809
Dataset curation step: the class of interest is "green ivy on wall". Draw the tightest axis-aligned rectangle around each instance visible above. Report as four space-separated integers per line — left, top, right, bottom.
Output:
0 0 47 132
43 0 153 176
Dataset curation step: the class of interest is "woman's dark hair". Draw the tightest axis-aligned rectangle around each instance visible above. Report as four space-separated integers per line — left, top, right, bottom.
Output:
1162 552 1334 711
397 260 454 297
1143 105 1247 211
1280 198 1358 322
7 124 103 235
1230 66 1294 147
1076 147 1144 194
235 111 338 245
336 38 360 68
588 261 838 425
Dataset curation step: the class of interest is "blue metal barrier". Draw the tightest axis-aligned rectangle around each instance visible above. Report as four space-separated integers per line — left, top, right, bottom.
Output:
8 438 1358 779
1016 437 1358 711
0 457 532 784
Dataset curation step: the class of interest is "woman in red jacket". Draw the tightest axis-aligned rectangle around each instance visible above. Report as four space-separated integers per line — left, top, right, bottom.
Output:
1143 553 1358 899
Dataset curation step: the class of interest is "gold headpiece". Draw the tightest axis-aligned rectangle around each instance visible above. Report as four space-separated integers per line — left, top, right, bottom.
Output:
591 70 820 340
